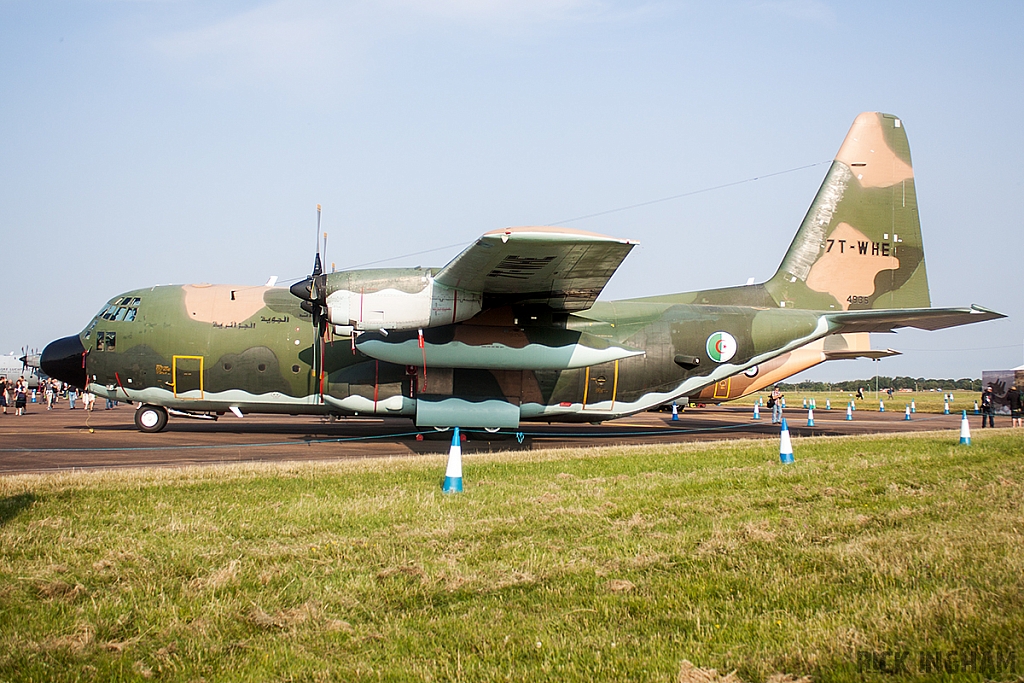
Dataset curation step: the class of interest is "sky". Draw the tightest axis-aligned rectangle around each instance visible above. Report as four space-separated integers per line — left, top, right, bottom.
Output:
2 0 1022 382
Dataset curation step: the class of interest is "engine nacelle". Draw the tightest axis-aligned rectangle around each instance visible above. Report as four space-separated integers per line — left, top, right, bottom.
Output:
325 268 482 332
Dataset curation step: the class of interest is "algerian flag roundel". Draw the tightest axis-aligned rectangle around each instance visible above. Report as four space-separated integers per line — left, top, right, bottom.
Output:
706 331 737 363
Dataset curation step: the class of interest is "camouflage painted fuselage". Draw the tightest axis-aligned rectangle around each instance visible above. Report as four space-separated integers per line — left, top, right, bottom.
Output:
78 280 826 424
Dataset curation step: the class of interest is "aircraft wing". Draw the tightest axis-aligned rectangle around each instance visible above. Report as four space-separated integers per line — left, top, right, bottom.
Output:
435 227 637 312
825 305 1005 334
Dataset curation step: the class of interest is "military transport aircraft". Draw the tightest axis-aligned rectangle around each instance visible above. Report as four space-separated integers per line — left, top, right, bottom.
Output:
41 112 1003 433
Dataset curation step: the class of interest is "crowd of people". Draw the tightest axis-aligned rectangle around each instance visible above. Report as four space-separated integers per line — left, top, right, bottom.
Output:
0 377 101 415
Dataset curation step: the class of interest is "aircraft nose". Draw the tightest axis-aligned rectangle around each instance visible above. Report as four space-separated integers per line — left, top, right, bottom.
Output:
41 335 87 389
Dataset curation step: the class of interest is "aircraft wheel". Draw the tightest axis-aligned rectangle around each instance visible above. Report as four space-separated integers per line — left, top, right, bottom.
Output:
135 404 168 433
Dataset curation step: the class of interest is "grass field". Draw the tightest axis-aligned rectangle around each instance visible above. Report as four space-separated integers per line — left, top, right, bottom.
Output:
725 390 979 415
2 429 1023 682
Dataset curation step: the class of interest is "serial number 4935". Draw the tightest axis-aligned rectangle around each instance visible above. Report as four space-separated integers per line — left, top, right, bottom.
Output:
847 295 870 305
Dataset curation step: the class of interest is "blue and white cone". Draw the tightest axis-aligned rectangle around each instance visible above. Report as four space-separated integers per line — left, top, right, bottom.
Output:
959 410 971 445
753 403 760 420
811 398 816 410
781 398 786 409
905 405 911 421
442 427 463 493
879 400 885 412
826 399 831 411
943 401 950 415
846 404 853 421
974 401 979 415
807 408 814 427
779 419 794 464
802 398 807 409
671 401 679 421
911 400 916 413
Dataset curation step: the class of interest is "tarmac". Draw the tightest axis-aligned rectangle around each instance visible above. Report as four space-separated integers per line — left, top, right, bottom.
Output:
0 401 981 475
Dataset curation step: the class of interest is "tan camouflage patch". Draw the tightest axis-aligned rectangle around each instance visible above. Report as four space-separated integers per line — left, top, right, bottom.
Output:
183 284 270 324
805 223 899 309
835 112 913 188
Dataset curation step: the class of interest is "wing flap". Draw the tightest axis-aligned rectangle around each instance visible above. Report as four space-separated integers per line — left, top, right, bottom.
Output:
435 227 636 311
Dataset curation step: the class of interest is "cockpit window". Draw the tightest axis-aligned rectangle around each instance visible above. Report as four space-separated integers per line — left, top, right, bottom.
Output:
98 297 142 322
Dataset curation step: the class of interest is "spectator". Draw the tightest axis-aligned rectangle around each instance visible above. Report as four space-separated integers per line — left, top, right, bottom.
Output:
980 385 995 428
1007 383 1022 429
769 385 784 424
14 378 28 416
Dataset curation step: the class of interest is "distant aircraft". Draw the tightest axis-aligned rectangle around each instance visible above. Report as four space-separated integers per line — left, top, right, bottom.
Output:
42 112 1003 433
0 351 47 389
691 332 898 403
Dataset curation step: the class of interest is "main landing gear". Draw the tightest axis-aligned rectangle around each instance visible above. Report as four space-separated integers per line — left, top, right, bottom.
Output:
135 404 169 433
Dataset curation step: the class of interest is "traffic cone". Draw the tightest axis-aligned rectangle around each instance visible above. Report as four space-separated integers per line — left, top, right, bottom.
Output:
911 400 916 413
851 400 856 411
811 398 816 410
904 405 911 421
807 408 814 427
442 427 463 493
802 398 807 409
781 397 786 409
826 399 831 411
959 410 971 446
973 401 979 415
846 404 853 421
779 419 794 464
753 403 760 420
671 401 679 421
879 400 885 412
943 400 949 415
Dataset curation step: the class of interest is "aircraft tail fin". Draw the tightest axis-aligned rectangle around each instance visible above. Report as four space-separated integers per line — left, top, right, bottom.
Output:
764 112 931 311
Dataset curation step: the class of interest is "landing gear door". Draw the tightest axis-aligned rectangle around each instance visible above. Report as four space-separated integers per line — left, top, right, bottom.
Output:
173 355 204 399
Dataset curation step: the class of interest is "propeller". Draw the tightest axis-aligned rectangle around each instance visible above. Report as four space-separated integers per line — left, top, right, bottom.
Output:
289 205 331 403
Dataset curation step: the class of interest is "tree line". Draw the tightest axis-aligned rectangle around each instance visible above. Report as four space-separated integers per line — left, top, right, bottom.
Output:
775 377 982 392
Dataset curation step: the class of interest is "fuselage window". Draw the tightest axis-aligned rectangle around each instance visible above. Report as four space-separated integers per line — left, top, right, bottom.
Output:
95 331 106 351
105 332 116 351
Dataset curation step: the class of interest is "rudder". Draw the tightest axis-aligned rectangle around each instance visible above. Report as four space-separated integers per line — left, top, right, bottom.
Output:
765 112 931 311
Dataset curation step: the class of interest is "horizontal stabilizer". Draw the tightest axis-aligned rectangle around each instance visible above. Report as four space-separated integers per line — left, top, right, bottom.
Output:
436 226 636 311
823 348 901 360
826 305 1004 334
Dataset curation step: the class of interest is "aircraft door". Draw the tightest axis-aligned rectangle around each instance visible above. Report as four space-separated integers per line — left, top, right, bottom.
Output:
173 355 204 399
582 361 620 410
712 377 731 399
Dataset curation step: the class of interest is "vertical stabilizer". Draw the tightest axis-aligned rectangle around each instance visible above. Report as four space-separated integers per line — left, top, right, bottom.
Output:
765 112 931 311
